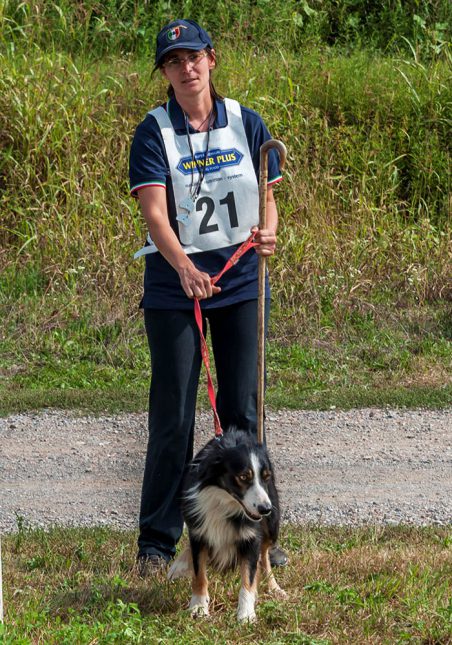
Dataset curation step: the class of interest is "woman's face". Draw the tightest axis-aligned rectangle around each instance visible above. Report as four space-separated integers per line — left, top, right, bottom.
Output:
160 48 216 100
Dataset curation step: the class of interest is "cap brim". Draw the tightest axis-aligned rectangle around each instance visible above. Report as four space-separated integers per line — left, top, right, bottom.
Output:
155 42 207 67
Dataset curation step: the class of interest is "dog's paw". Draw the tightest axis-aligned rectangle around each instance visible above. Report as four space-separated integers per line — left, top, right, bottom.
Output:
266 574 288 600
189 594 210 618
237 587 257 623
237 609 257 623
270 586 288 600
191 604 210 618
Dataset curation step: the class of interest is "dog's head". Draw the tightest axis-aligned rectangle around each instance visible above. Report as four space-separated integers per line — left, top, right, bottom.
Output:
197 430 275 522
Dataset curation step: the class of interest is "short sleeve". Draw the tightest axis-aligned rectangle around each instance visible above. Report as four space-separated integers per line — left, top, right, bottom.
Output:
129 114 169 196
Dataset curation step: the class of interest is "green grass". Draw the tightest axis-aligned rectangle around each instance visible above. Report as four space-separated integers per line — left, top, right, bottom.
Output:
1 0 450 58
2 525 451 643
0 2 451 414
0 287 450 415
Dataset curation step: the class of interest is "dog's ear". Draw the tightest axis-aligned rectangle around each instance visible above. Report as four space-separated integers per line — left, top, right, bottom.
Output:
197 441 226 482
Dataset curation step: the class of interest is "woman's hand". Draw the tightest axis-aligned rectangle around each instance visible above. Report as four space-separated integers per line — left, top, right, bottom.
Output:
251 226 277 256
251 186 278 256
178 261 221 299
138 186 220 300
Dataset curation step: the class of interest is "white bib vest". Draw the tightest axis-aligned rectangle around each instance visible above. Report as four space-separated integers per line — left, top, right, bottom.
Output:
134 99 259 257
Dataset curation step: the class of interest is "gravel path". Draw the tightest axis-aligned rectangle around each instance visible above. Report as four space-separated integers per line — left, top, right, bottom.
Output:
1 408 451 533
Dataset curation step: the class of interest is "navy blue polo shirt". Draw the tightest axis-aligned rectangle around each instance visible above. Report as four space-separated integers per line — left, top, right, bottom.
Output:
129 97 282 310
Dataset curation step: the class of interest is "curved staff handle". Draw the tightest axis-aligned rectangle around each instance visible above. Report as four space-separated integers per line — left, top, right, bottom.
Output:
257 139 287 446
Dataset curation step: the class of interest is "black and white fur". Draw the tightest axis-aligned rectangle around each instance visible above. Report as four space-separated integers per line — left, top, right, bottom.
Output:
168 429 286 622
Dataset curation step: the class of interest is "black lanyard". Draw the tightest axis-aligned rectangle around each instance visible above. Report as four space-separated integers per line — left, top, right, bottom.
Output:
184 110 213 202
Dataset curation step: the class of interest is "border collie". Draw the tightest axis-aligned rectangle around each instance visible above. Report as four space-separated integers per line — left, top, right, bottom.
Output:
168 429 286 623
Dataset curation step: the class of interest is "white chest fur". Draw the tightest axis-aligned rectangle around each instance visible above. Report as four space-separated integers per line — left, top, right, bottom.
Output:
185 485 258 571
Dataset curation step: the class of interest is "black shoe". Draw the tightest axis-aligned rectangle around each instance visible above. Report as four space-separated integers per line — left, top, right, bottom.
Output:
136 553 168 578
269 545 289 568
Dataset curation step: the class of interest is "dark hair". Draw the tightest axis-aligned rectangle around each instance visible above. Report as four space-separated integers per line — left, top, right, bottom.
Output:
158 47 224 101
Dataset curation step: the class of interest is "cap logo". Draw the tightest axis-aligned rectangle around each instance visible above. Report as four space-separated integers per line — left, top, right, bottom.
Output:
166 25 187 41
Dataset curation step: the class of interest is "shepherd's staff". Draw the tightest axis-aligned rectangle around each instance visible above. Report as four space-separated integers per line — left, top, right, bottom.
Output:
257 140 287 446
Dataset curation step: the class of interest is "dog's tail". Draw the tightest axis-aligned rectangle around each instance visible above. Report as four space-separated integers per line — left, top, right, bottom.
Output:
167 547 193 581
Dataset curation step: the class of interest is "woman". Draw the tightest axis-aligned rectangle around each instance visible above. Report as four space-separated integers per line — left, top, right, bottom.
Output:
129 19 286 574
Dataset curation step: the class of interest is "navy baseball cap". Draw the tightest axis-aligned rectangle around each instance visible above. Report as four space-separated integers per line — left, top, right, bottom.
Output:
155 19 213 67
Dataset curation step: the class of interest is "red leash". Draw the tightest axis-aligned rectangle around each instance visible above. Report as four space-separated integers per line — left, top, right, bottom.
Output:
193 231 259 437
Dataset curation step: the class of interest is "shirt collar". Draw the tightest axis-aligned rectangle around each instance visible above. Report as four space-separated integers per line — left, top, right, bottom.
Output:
167 97 227 133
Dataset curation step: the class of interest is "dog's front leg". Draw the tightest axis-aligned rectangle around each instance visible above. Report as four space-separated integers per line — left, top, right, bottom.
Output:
237 553 259 623
260 541 287 599
189 540 210 618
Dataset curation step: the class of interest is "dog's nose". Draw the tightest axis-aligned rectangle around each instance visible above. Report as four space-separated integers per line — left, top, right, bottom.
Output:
257 503 272 516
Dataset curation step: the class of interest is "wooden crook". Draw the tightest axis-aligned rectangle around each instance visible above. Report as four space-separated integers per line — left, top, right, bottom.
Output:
257 140 287 445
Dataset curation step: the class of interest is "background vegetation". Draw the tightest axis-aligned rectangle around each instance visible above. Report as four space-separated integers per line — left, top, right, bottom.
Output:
0 0 451 412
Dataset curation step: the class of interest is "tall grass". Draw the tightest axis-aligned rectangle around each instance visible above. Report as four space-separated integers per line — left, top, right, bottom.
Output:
1 0 450 58
0 1 451 408
1 44 450 314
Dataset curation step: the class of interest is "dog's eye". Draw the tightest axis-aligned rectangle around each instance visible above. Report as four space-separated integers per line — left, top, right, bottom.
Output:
262 470 272 481
238 471 252 482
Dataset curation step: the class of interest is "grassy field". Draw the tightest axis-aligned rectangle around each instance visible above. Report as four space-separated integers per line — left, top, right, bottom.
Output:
0 6 451 642
0 2 451 414
1 525 451 644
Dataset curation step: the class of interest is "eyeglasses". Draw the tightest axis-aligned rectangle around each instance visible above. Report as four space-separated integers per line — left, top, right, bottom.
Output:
163 51 208 70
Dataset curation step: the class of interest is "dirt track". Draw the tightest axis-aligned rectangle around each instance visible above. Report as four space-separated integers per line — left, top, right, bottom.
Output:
1 408 451 533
